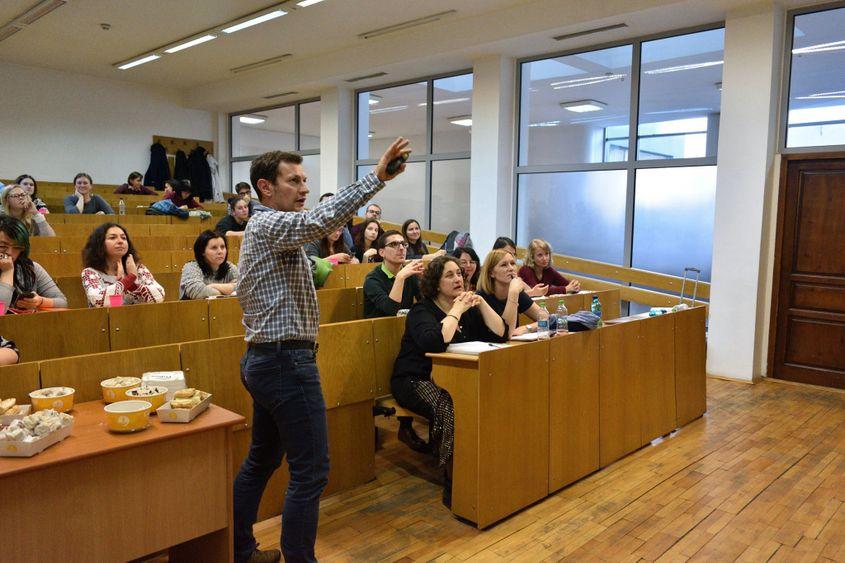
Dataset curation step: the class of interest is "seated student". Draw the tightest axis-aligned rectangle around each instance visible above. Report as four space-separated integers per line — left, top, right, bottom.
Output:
1 185 55 237
391 255 507 505
518 238 581 297
180 230 238 299
14 174 48 213
476 248 543 336
114 171 157 195
0 216 67 311
215 197 250 236
0 336 19 365
81 222 165 307
492 236 517 256
320 192 354 249
352 218 383 263
162 179 203 209
350 203 382 239
452 247 480 292
63 173 114 215
304 226 357 265
233 182 256 216
402 219 429 259
363 230 424 318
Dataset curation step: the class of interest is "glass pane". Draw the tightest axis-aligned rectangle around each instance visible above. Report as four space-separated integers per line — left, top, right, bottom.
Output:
301 154 321 209
519 45 633 166
231 105 295 157
431 159 470 233
356 163 426 228
632 166 716 281
637 28 724 160
516 170 628 264
299 101 321 151
787 7 845 148
358 82 427 160
231 161 252 194
433 74 473 153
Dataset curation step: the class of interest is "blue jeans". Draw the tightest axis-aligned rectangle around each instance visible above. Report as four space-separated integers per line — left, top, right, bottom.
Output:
233 347 330 563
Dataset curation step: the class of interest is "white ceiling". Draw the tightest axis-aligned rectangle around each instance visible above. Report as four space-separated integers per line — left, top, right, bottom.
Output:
0 0 836 114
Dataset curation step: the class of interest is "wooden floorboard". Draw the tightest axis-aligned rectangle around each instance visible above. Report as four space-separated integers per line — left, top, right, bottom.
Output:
251 379 845 562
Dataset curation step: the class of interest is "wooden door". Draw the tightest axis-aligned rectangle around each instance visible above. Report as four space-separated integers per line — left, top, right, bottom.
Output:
771 155 845 388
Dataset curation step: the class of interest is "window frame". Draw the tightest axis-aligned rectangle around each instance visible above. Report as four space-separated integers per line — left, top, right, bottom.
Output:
779 0 845 154
228 97 322 190
514 22 724 269
354 70 473 229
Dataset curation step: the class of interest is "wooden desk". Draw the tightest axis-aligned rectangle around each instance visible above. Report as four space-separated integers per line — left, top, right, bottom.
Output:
0 400 244 562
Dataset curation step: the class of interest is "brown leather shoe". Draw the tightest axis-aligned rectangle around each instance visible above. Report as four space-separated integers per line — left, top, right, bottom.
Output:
246 548 281 563
398 423 431 454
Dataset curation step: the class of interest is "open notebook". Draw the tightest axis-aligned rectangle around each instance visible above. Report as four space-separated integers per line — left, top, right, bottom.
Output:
445 341 509 355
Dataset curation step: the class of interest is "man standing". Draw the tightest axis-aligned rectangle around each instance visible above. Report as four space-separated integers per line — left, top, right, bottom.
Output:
349 202 382 239
234 138 410 563
362 230 424 318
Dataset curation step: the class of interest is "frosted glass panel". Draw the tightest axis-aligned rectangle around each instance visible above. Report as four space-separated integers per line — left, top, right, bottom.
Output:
516 170 627 264
632 166 716 281
433 74 473 153
357 163 426 228
638 28 724 160
231 161 252 192
358 83 427 160
231 106 295 157
431 159 470 233
301 154 320 209
519 45 632 166
299 101 321 150
787 7 845 148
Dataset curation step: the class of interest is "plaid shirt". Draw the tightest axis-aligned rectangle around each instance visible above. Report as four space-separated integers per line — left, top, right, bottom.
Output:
237 172 384 343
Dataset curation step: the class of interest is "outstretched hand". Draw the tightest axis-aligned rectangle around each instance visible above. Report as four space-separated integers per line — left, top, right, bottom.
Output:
375 137 411 182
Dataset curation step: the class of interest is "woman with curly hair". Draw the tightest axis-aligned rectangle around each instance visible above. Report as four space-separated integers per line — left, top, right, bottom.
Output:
0 215 66 311
81 223 164 307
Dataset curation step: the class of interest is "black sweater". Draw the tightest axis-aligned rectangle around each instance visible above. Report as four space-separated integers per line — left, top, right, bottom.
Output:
362 265 419 318
391 299 508 383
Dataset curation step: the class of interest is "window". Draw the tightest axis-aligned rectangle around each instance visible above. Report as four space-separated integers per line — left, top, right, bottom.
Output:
785 5 845 149
516 27 723 283
355 73 472 229
230 99 321 204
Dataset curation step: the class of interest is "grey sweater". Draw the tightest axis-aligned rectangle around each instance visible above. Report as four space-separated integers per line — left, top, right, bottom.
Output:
179 260 239 300
0 261 68 308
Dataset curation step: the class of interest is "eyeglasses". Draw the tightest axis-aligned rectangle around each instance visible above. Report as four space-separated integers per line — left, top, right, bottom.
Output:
367 210 382 217
8 193 29 200
385 241 409 249
0 244 25 254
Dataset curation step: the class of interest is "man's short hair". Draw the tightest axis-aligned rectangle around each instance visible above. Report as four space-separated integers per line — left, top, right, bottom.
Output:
235 182 252 194
376 229 403 250
249 151 303 200
367 203 382 212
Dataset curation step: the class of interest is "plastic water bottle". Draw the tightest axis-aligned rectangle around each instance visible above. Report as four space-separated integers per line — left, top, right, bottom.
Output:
118 198 126 216
591 295 603 328
556 299 568 333
549 309 558 337
537 302 550 340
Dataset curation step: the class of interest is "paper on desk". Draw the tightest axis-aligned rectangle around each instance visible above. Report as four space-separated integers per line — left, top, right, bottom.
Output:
446 341 507 355
510 332 540 341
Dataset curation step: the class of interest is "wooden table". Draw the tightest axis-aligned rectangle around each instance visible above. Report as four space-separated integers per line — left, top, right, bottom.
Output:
0 400 244 562
429 306 706 529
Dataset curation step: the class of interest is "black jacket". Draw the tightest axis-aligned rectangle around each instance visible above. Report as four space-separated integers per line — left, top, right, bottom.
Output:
144 142 171 190
187 146 212 201
174 149 189 181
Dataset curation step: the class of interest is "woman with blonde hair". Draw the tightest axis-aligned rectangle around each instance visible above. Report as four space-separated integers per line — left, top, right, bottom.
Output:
0 185 55 237
518 238 580 297
476 248 543 336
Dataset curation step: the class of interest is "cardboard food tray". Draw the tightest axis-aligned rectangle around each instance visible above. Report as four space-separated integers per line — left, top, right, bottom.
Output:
156 393 212 423
0 404 32 425
0 420 74 458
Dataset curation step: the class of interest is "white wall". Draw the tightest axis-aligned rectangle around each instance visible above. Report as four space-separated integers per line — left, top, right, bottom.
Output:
0 61 214 186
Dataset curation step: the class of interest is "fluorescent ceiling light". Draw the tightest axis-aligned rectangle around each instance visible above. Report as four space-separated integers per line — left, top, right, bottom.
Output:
359 10 456 40
793 39 845 54
644 60 723 75
449 115 472 127
368 131 375 138
297 0 325 6
796 89 845 100
560 100 606 113
550 74 625 90
529 121 561 128
368 94 382 106
164 34 216 54
417 97 470 107
239 115 267 125
223 10 286 34
118 54 160 70
370 105 407 114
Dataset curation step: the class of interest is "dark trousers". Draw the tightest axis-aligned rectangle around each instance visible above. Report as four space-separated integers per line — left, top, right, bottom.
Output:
233 347 330 563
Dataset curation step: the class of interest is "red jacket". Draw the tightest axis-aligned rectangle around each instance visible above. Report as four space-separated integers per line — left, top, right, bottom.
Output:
518 265 570 296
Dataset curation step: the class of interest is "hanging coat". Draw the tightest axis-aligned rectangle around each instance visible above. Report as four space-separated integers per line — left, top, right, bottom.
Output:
207 153 224 203
144 142 171 190
187 146 213 201
174 149 189 181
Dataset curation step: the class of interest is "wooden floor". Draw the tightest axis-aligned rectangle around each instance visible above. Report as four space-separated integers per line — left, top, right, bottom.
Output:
253 379 845 561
